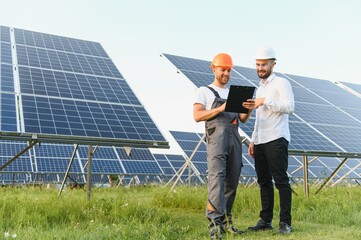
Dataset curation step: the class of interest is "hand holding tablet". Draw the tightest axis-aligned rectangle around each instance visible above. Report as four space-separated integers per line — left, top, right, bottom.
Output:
225 85 256 113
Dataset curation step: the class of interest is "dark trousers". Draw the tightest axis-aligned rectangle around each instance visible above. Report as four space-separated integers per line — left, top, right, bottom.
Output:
254 137 292 225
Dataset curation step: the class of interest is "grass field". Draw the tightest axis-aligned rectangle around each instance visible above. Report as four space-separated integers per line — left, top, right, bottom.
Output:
0 184 360 239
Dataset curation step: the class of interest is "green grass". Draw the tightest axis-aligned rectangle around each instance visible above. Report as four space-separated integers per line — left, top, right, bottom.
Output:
0 185 361 239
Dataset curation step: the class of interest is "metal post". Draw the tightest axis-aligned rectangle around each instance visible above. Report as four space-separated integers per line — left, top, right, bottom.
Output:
58 144 79 197
87 145 93 202
315 157 349 194
303 155 309 196
331 159 361 187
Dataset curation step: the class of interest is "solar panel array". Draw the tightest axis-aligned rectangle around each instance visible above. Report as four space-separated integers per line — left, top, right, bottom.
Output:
0 139 179 185
163 53 361 182
169 130 257 183
0 25 168 148
169 130 361 182
163 53 361 154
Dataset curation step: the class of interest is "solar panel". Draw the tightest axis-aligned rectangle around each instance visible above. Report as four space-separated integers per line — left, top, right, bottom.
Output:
0 140 32 172
0 173 28 183
340 81 361 96
169 130 256 177
33 143 82 173
153 153 183 177
77 145 125 174
0 138 169 183
121 160 162 174
169 130 361 183
163 53 361 155
1 93 18 132
0 26 168 148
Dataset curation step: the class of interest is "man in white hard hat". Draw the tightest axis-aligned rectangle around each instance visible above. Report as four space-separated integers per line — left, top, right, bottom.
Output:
247 46 294 234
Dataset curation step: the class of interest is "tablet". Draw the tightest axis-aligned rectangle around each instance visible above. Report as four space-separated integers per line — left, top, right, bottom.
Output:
225 85 255 113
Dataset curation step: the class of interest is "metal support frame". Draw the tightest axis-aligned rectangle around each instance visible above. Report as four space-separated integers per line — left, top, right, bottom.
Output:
331 160 361 186
86 145 93 202
0 141 37 171
303 156 309 196
167 133 206 192
58 144 79 197
315 157 349 194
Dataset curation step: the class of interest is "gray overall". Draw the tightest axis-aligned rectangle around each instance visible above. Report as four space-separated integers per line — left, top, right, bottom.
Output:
205 86 243 225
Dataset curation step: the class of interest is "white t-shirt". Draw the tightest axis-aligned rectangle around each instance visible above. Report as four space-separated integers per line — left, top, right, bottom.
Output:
194 84 229 110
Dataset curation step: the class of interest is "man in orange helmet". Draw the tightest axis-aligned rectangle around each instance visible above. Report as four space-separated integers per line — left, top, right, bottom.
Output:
193 53 254 239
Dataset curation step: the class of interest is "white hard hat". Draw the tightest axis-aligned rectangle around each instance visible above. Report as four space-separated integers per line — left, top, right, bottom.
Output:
255 46 277 60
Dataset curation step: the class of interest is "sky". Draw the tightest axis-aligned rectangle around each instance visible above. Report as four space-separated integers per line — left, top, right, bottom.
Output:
1 0 361 154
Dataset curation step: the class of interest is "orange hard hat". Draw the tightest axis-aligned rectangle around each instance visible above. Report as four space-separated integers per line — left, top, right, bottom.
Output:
210 53 234 69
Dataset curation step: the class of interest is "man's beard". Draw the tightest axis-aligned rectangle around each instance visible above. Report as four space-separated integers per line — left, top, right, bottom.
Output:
216 75 229 84
257 70 271 79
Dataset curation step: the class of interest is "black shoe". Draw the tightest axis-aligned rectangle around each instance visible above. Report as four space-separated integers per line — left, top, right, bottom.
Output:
278 222 292 234
247 219 274 231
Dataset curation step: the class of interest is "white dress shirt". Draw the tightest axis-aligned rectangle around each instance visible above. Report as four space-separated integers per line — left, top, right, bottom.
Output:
252 73 295 144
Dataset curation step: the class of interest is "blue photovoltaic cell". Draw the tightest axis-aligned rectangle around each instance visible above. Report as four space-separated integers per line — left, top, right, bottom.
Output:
193 162 208 174
16 45 122 79
78 145 118 160
294 102 360 126
0 140 28 156
0 141 31 172
0 173 28 183
1 64 15 92
167 131 209 175
311 88 360 110
233 66 259 81
181 70 248 88
153 153 186 176
313 125 361 153
14 28 108 58
340 81 361 95
21 95 164 141
81 159 123 174
289 122 343 152
33 143 82 173
114 148 162 175
1 43 13 64
34 143 76 158
76 146 121 174
36 158 81 173
292 86 329 105
122 160 162 174
18 67 139 105
0 26 11 43
116 148 155 160
187 152 206 162
163 53 212 73
77 146 125 174
1 93 18 132
163 154 189 175
242 164 257 176
286 74 361 120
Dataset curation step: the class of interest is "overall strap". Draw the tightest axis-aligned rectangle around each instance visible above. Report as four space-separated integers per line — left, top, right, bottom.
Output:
207 86 221 98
